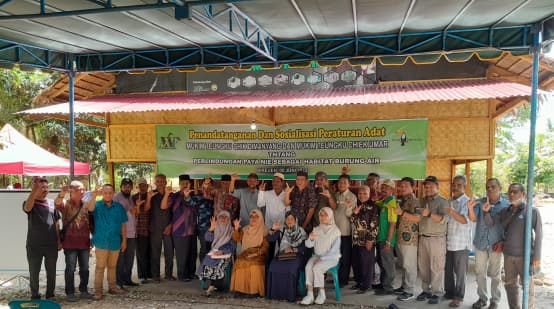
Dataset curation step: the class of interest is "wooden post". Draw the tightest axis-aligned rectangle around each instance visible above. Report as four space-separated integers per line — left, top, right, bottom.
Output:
486 159 493 179
108 162 115 185
465 161 472 197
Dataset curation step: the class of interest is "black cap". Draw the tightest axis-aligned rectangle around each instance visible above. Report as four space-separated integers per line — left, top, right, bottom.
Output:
423 176 439 186
296 171 308 178
400 177 415 187
221 174 232 181
179 174 191 181
121 178 133 186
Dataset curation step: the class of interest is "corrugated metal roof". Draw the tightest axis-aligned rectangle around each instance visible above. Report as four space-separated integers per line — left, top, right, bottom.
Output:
20 80 533 115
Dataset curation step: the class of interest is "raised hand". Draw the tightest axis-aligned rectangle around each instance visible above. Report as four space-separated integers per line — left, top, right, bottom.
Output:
147 186 158 199
135 196 145 207
184 189 193 198
319 189 331 199
468 198 477 208
344 198 353 208
341 165 350 175
259 181 266 192
231 172 239 181
309 231 318 240
285 182 293 194
202 176 212 190
208 216 216 232
272 220 282 231
233 218 241 230
353 204 362 215
482 202 491 212
421 203 430 217
165 182 173 194
60 184 70 196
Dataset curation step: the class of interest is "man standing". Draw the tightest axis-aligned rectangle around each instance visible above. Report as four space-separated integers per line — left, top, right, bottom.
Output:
55 180 93 302
394 177 421 301
133 177 152 283
311 171 336 227
445 176 472 308
257 172 288 263
365 172 383 201
485 183 542 309
331 174 356 288
285 171 317 233
468 178 509 309
88 184 127 300
148 174 174 282
230 172 259 226
24 177 60 300
166 174 199 282
214 174 241 221
114 178 139 288
196 176 215 264
417 176 449 305
375 179 397 295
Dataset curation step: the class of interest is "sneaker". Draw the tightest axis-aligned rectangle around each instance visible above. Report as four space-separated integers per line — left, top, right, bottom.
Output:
165 275 176 281
417 291 431 301
300 293 314 305
472 299 487 309
393 287 405 295
125 281 140 286
449 300 461 308
428 294 440 304
31 294 41 300
356 289 368 294
314 290 326 305
398 292 415 301
66 294 79 302
80 291 94 299
152 277 161 283
488 303 498 309
140 279 151 284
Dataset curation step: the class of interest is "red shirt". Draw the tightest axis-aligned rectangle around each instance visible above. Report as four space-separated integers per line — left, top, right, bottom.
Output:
57 199 91 250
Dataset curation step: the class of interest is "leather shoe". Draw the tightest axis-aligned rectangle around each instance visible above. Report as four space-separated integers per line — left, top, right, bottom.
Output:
126 281 140 286
93 293 103 301
108 287 126 295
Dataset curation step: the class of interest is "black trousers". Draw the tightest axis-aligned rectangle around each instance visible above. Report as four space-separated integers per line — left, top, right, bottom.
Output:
197 231 211 264
116 238 136 286
339 236 352 286
352 245 375 290
136 236 152 279
150 232 174 279
27 245 58 298
174 235 196 280
445 249 469 301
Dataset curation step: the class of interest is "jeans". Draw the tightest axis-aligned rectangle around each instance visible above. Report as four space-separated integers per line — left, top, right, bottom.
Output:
64 248 90 295
27 245 58 298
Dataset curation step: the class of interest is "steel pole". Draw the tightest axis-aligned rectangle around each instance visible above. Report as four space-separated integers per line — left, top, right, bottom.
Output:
68 55 75 179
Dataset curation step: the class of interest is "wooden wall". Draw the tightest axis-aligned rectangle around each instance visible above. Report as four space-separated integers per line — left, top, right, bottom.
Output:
106 99 496 197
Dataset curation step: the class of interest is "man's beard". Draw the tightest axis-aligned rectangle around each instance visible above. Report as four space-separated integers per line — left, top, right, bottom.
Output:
122 191 131 198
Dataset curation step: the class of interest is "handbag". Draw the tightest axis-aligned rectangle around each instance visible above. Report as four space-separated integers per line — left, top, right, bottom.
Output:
60 203 83 243
276 251 297 261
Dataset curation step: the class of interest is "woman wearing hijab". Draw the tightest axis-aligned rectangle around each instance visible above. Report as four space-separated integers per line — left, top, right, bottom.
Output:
301 207 341 305
197 211 236 296
266 211 307 302
230 209 269 297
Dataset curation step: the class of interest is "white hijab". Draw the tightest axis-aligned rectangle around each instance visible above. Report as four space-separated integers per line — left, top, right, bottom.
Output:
312 207 341 256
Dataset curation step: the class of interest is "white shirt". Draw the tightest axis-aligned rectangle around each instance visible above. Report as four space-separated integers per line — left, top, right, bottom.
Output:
257 189 288 229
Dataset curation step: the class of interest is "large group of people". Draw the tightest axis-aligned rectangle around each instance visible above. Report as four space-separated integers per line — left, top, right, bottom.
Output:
23 170 542 308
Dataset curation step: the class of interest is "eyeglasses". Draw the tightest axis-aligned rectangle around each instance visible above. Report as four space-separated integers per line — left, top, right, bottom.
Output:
508 190 521 195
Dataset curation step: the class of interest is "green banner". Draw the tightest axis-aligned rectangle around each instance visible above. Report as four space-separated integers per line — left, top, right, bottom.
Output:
156 119 427 180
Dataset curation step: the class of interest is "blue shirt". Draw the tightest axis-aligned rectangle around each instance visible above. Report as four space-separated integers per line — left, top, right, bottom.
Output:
92 200 128 251
473 197 509 251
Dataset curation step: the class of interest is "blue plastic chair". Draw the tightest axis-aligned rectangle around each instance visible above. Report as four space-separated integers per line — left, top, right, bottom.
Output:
326 262 341 301
200 260 233 291
9 300 61 309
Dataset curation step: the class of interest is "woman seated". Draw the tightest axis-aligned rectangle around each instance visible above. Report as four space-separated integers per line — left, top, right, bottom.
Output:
266 211 307 302
301 207 341 305
197 211 236 296
230 209 269 297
